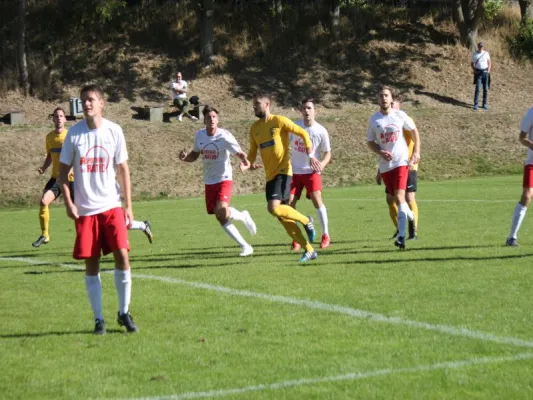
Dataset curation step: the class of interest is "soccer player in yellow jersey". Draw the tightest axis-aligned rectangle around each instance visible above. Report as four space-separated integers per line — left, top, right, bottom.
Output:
240 92 322 262
32 107 74 248
376 94 420 240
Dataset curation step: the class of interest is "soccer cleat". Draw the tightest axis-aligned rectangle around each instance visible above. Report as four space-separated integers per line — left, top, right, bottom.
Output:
94 319 106 335
291 241 301 251
239 245 254 257
190 115 199 122
505 237 519 247
394 236 406 250
391 230 399 240
303 216 316 243
320 234 331 249
242 211 257 236
32 235 49 248
143 220 153 244
299 250 318 262
408 220 417 240
117 311 139 333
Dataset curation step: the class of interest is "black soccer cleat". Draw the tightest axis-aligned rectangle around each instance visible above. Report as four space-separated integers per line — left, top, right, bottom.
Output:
117 311 139 333
94 319 106 335
505 237 518 247
143 220 153 244
394 236 406 250
32 235 49 248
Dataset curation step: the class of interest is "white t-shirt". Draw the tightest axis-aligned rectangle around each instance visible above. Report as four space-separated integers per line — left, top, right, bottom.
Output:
60 118 128 216
193 128 242 185
170 80 188 100
290 120 331 175
367 109 416 173
472 51 490 70
520 107 533 165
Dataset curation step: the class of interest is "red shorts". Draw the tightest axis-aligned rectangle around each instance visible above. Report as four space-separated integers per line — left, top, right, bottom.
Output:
290 173 323 200
523 165 533 188
381 165 409 194
73 207 130 260
205 180 232 214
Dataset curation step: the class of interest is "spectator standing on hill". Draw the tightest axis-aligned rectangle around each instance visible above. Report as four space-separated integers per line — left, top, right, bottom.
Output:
505 106 533 247
32 107 74 248
170 71 198 122
59 84 138 335
367 86 420 250
179 105 257 257
471 42 491 111
289 98 332 251
240 91 321 263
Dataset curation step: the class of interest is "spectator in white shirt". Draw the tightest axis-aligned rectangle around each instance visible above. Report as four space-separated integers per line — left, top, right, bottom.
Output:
170 71 198 122
471 42 491 111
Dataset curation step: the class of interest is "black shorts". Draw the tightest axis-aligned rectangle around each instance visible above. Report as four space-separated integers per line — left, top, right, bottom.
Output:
265 174 291 203
385 170 418 194
43 178 75 202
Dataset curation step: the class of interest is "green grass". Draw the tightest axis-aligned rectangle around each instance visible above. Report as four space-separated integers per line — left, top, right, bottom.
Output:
1 176 533 399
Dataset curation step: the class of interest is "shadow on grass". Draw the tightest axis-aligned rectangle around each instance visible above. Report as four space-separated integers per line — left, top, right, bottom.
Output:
413 90 473 108
329 253 533 265
0 329 124 339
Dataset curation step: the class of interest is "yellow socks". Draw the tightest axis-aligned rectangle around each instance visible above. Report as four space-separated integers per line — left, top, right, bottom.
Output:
271 204 309 225
278 217 314 252
408 200 419 229
388 202 398 229
39 205 50 239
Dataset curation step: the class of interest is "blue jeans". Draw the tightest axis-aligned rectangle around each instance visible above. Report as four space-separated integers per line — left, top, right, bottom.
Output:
474 71 489 107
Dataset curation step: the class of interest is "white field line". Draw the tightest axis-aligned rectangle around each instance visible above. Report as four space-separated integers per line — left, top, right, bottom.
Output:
125 352 533 400
2 256 533 349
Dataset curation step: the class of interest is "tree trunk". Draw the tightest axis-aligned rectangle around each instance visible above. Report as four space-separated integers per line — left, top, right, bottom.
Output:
18 0 29 96
458 0 484 50
199 0 214 67
329 0 341 40
273 0 282 14
518 0 533 23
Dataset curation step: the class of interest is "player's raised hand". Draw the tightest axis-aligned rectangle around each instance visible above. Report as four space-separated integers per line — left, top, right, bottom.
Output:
179 149 188 161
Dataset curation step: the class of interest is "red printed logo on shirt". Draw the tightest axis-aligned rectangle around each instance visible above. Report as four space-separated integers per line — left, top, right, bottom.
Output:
79 146 110 173
201 143 220 160
293 138 307 153
379 124 400 144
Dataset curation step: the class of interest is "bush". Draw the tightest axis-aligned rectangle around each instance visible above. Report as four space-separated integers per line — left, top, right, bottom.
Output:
484 0 504 22
510 18 533 58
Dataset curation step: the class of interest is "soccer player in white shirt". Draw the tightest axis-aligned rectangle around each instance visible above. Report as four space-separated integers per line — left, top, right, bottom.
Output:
367 86 420 249
179 105 256 256
59 84 138 335
506 107 533 246
289 98 332 250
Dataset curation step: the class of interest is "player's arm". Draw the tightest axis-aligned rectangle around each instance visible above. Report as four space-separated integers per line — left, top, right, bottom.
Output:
59 162 77 220
242 129 261 172
319 131 332 170
367 141 392 161
284 119 322 172
404 116 420 166
38 153 52 174
179 149 200 162
519 131 533 149
375 168 382 185
116 161 133 228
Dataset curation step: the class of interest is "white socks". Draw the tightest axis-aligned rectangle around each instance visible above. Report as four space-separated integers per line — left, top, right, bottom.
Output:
398 202 410 238
317 205 329 235
129 220 146 231
114 269 132 315
509 203 527 239
223 222 248 247
85 274 103 321
229 207 246 222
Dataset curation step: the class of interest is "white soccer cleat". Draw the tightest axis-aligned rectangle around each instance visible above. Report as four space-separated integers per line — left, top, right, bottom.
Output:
239 245 254 257
242 211 257 236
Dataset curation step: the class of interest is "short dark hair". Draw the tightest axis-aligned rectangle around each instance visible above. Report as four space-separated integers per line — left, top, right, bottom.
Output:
301 98 316 106
252 91 271 102
80 84 104 99
377 85 394 96
392 93 403 103
202 105 219 116
53 107 66 116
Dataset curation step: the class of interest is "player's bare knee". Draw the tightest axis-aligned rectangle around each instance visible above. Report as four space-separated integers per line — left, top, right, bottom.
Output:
113 249 130 270
310 192 323 208
215 208 229 225
521 188 533 206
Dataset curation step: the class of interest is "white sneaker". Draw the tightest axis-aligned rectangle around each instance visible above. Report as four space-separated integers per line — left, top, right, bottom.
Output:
190 116 198 122
239 245 253 257
177 114 183 122
242 211 257 235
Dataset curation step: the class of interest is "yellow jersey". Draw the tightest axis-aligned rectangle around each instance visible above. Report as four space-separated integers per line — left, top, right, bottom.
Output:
248 115 313 182
403 116 418 172
45 129 73 180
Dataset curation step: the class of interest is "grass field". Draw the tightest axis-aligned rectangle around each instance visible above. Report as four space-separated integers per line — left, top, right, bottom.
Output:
1 176 533 399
